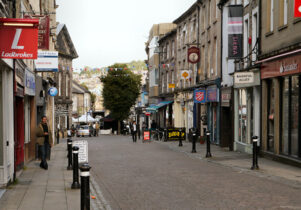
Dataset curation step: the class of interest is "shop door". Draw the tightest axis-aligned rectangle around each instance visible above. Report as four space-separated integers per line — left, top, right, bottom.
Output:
15 97 24 170
221 107 233 149
212 104 218 143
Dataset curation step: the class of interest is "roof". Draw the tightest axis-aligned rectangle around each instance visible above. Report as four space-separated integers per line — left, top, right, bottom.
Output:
158 29 177 44
55 23 78 59
56 23 64 35
72 81 91 94
173 0 202 24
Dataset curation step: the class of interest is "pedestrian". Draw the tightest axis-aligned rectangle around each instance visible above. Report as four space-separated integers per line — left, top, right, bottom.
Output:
93 123 96 136
130 121 137 142
36 116 53 170
95 122 100 136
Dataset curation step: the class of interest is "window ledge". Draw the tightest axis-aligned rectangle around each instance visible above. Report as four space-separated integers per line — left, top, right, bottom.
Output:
278 24 288 31
293 17 301 24
201 30 205 35
213 20 217 25
207 25 211 30
265 31 274 37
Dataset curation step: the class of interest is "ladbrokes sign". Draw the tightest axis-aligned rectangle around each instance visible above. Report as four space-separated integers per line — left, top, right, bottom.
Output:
0 18 39 59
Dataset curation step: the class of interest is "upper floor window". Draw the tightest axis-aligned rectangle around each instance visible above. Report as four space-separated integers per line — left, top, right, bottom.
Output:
267 0 274 32
171 41 175 57
66 74 69 97
58 72 61 96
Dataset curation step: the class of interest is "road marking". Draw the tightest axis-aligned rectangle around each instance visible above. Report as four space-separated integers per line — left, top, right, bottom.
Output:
90 175 112 210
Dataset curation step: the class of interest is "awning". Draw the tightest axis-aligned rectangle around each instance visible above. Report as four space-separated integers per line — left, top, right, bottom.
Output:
146 101 173 112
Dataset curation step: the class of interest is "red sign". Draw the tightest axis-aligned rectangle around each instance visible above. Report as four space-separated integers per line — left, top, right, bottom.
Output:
194 89 206 103
25 15 49 49
145 112 151 116
143 131 150 141
0 18 39 59
295 0 301 17
261 53 301 79
187 47 200 64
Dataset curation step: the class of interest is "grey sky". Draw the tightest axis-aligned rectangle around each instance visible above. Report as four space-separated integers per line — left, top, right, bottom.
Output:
56 0 196 69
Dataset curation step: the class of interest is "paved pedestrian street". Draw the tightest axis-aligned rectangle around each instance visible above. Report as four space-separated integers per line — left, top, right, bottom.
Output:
84 135 301 210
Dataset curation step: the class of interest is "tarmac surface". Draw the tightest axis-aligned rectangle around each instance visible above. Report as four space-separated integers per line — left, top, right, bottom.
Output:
0 135 301 210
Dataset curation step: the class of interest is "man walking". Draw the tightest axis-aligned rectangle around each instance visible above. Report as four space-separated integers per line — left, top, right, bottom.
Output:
36 116 53 170
131 121 137 142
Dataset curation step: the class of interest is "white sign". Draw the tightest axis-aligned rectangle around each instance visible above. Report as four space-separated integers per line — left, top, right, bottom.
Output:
35 51 58 72
73 140 88 164
234 72 254 84
181 70 191 80
280 63 298 73
24 68 35 96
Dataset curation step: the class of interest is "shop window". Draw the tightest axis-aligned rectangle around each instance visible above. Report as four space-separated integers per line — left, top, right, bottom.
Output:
281 76 300 157
238 89 247 143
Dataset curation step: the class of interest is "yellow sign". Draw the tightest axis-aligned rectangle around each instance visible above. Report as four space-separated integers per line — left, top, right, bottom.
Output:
168 83 175 88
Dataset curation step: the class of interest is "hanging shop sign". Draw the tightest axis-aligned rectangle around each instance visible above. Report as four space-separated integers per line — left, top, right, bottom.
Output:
187 47 200 64
181 70 190 80
35 51 58 72
24 69 35 96
295 0 301 17
261 54 301 79
194 89 206 103
221 87 231 107
25 15 49 50
168 83 175 88
48 87 58 96
206 86 219 102
143 131 150 141
228 6 243 59
0 18 39 59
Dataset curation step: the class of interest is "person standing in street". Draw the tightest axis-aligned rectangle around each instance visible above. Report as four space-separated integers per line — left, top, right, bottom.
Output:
131 121 137 142
36 116 53 170
95 122 100 136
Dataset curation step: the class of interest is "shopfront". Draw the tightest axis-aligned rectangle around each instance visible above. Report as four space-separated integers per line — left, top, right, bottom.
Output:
206 85 220 144
233 70 261 154
261 53 301 160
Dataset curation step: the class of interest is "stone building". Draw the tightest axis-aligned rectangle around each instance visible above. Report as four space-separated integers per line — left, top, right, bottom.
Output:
72 81 92 118
259 0 301 162
158 29 177 127
173 1 201 135
55 24 78 132
145 23 176 127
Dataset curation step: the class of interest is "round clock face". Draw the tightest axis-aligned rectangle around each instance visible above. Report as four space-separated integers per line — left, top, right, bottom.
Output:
189 53 199 63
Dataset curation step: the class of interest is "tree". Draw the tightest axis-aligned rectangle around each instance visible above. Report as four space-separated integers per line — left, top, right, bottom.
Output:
90 93 97 110
100 63 141 134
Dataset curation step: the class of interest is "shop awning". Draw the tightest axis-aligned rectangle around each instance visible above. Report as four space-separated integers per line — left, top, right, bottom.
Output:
146 101 173 112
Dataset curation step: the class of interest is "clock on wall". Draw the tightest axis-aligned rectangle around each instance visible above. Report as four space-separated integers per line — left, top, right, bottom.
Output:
187 47 200 64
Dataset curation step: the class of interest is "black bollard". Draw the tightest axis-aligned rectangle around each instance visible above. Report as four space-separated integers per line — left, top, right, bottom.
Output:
57 130 60 144
71 146 80 189
191 128 197 153
80 163 91 210
251 136 259 170
67 139 73 170
179 129 183 147
205 130 212 158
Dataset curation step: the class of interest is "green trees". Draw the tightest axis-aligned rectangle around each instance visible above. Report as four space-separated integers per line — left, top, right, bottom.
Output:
100 63 141 133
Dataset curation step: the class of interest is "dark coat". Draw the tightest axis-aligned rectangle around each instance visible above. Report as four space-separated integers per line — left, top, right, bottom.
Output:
36 123 53 146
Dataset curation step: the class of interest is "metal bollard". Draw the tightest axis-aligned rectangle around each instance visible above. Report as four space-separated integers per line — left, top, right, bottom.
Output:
57 130 60 144
179 129 183 147
191 129 197 153
67 139 73 170
205 130 212 158
71 146 80 189
251 136 259 170
80 163 91 210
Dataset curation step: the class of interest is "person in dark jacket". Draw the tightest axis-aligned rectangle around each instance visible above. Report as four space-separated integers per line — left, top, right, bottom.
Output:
130 121 137 142
36 116 53 170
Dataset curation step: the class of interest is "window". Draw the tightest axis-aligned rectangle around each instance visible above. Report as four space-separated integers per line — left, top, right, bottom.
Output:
282 76 300 157
208 0 211 25
24 96 30 144
166 71 169 93
212 0 216 20
270 0 274 32
171 41 175 57
279 0 288 26
244 0 249 7
267 79 275 152
238 89 247 143
166 43 170 59
66 74 69 97
202 7 206 31
58 72 61 96
284 0 288 25
252 8 259 61
244 15 249 66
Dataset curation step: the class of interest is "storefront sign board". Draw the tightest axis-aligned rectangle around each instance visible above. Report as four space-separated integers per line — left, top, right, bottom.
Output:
35 51 58 72
24 69 35 96
72 140 88 164
206 87 219 102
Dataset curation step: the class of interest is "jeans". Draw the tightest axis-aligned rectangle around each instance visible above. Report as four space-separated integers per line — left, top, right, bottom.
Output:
132 131 137 142
39 142 50 168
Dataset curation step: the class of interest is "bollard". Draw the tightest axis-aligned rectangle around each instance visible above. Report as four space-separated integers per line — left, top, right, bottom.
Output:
80 163 91 210
251 136 259 170
205 130 212 158
71 146 80 189
57 130 60 144
191 128 197 153
179 129 183 147
67 139 73 170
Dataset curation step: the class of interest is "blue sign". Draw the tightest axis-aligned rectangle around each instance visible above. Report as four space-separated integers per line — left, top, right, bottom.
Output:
206 87 219 102
194 89 206 103
25 69 35 96
48 87 58 96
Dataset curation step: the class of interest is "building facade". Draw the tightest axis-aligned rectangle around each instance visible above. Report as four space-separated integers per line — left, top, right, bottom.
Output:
55 24 78 133
260 0 301 161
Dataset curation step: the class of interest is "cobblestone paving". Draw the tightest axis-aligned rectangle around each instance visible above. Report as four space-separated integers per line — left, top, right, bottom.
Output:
84 135 301 210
